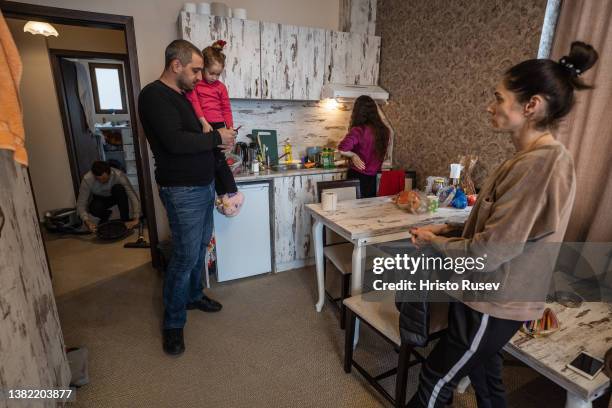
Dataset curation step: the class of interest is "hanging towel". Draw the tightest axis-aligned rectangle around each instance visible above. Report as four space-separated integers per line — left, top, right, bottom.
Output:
377 170 405 196
0 10 27 165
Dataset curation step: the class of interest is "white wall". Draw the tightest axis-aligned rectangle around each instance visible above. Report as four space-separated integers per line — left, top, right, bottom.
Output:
7 18 75 216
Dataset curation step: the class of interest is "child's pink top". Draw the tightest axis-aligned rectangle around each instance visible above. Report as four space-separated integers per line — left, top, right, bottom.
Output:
186 80 233 128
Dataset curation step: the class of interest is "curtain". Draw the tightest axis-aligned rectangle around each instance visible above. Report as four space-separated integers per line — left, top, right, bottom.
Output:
75 61 96 134
551 0 612 243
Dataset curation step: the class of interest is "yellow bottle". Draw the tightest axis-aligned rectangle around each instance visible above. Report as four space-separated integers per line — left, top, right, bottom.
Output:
283 141 292 163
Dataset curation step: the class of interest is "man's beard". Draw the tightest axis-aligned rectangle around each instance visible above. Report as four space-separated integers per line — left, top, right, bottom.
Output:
177 75 195 92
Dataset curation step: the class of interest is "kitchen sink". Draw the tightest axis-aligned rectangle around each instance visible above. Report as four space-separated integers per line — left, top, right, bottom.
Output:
270 163 306 171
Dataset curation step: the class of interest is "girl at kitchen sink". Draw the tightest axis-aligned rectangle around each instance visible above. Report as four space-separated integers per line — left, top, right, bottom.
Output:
186 40 243 216
338 95 391 198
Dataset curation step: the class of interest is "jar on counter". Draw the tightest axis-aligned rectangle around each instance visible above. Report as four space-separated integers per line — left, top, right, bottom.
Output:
431 177 446 195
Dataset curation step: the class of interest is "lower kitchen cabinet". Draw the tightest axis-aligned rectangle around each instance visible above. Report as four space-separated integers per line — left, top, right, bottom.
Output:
273 171 346 272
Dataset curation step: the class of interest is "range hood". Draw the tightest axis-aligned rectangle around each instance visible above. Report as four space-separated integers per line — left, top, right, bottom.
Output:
321 83 389 101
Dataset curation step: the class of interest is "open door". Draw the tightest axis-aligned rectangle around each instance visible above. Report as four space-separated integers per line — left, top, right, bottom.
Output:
57 57 101 189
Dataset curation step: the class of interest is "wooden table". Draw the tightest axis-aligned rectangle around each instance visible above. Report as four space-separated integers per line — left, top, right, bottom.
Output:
503 302 612 408
305 196 471 312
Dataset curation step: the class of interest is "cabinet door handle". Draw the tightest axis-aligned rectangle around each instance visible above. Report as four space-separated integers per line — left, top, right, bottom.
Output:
265 79 269 98
255 78 259 97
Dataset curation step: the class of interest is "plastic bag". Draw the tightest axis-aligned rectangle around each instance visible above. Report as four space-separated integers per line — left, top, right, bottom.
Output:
395 190 429 214
437 185 456 207
225 152 243 176
451 188 468 209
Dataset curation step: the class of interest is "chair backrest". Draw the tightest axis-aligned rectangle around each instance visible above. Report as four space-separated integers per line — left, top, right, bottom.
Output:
377 170 405 196
316 179 361 245
404 170 417 191
316 179 361 203
376 170 418 194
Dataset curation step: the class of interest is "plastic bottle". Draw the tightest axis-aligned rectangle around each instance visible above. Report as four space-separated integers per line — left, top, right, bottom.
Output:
283 141 293 163
323 148 331 168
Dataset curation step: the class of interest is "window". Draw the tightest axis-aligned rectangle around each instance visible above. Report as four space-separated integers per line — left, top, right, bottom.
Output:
89 62 128 114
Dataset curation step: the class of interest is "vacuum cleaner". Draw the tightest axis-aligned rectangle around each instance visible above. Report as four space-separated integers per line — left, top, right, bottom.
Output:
124 218 150 249
43 208 90 235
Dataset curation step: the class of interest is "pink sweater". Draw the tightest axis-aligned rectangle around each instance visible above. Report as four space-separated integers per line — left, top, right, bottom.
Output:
186 80 233 128
338 125 384 176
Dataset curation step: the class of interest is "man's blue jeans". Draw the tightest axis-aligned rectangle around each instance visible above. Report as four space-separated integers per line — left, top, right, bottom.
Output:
159 183 215 329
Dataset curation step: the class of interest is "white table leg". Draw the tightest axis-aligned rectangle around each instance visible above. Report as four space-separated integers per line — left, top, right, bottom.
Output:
312 219 325 312
351 242 366 347
565 392 592 408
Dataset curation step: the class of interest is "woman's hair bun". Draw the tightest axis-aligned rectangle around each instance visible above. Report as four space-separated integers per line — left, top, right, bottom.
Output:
559 41 598 76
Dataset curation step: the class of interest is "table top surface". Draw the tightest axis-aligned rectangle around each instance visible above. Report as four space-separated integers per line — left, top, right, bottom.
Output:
504 302 612 400
305 196 472 240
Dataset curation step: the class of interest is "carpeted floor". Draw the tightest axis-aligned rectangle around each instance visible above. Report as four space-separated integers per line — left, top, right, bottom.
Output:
55 265 610 407
44 228 151 297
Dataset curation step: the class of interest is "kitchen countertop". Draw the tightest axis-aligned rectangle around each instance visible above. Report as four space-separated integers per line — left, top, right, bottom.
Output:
235 166 348 182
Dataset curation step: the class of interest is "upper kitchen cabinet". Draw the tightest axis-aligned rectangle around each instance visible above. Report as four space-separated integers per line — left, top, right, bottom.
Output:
260 23 326 100
179 12 261 98
324 31 381 85
179 12 382 99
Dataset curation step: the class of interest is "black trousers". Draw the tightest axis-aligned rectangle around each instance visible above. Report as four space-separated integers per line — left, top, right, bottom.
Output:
407 302 522 408
88 184 131 223
347 168 377 198
210 122 238 196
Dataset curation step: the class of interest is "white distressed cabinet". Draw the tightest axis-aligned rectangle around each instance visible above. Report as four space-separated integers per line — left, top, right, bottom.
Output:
339 0 377 36
179 12 382 99
179 12 261 98
260 22 326 100
273 172 346 272
324 30 381 85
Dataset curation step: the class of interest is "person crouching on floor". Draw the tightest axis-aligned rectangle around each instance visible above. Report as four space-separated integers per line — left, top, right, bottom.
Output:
76 160 141 232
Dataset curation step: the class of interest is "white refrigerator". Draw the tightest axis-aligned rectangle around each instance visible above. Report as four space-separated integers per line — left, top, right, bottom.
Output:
213 182 272 281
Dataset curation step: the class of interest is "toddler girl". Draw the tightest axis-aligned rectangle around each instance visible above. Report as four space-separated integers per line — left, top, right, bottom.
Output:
186 40 242 214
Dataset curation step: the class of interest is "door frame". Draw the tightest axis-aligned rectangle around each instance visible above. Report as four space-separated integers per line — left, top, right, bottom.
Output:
1 0 161 267
48 49 131 197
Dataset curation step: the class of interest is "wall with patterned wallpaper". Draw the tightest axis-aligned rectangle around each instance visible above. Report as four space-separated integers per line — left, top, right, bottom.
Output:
377 0 547 188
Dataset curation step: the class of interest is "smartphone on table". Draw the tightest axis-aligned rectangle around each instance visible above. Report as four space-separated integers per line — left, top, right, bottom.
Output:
566 352 604 380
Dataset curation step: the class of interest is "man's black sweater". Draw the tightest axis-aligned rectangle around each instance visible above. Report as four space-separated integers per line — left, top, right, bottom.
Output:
138 80 223 187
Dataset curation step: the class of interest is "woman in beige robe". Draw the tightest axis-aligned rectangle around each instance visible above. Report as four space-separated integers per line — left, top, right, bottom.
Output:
406 42 599 408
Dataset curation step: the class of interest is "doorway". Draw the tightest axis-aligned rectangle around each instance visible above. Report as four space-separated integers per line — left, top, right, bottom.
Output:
49 50 140 199
1 1 161 294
